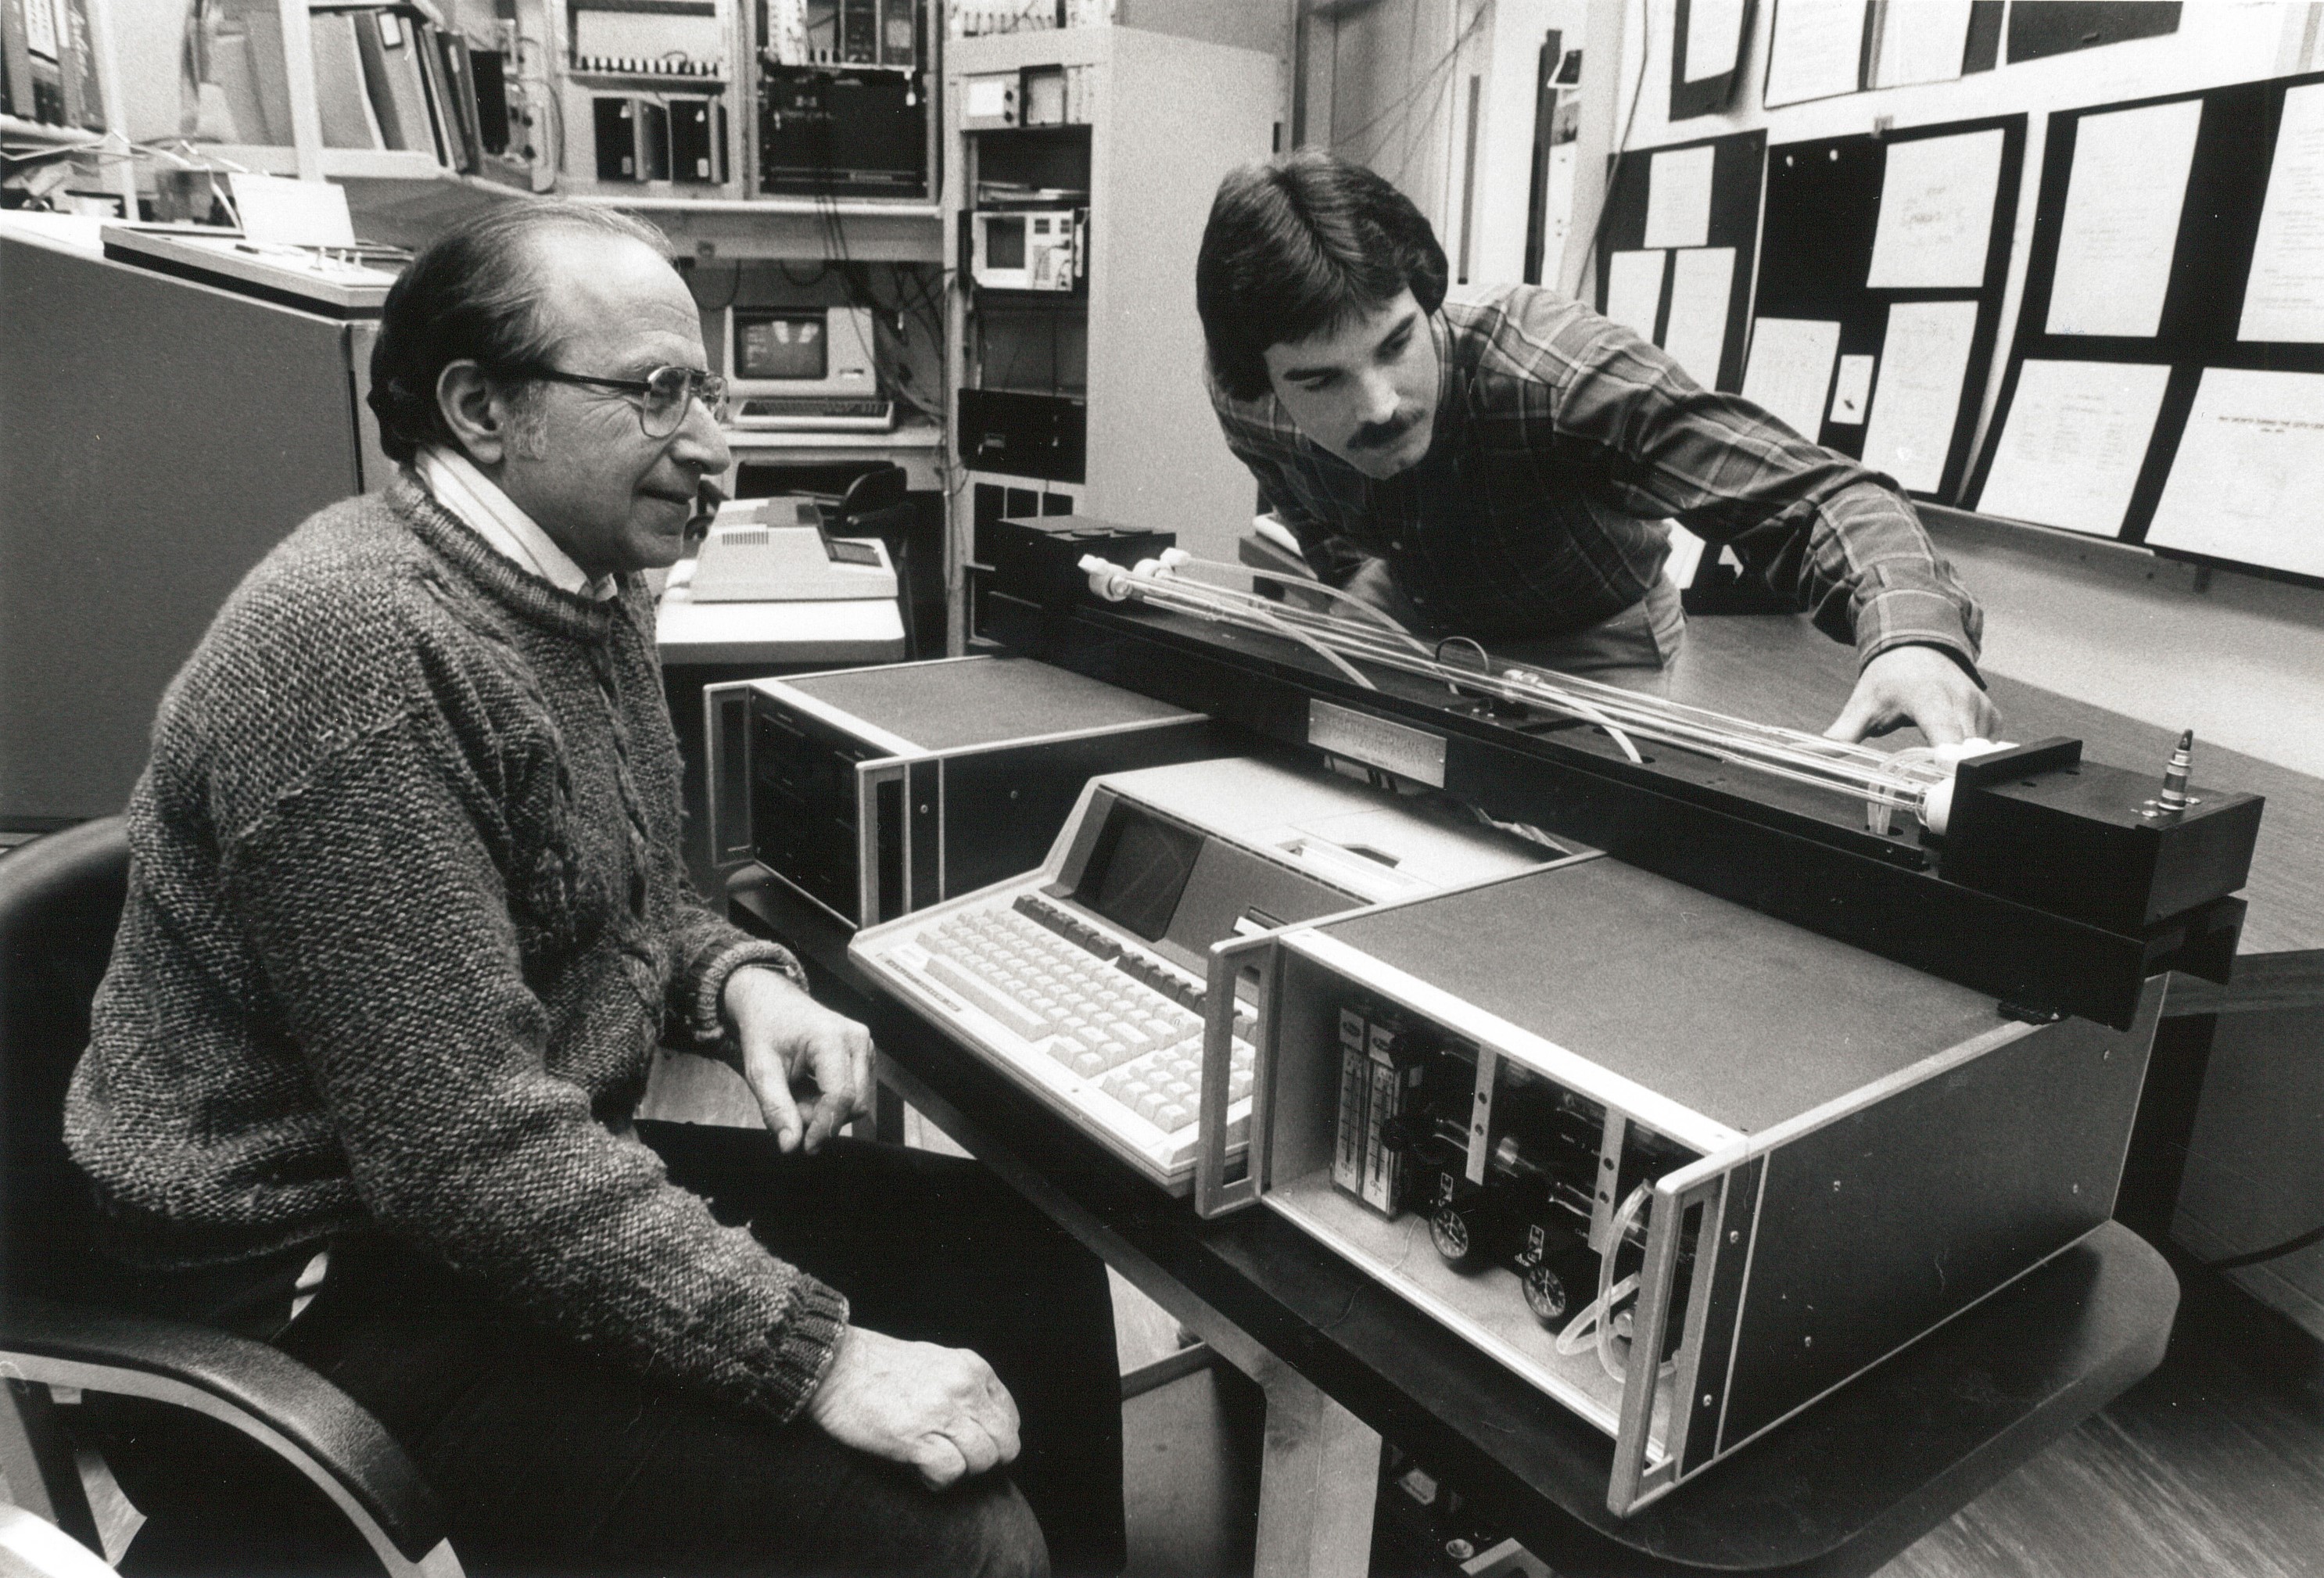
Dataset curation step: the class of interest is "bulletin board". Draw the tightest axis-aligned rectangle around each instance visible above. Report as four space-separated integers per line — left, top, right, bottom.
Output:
1745 113 2025 502
1593 129 1766 395
1968 70 2324 586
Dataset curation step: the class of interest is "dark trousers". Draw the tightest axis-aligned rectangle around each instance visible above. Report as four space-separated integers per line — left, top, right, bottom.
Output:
91 1126 1126 1577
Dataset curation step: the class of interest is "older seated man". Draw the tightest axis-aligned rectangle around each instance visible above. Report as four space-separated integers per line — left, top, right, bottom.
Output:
66 201 1123 1577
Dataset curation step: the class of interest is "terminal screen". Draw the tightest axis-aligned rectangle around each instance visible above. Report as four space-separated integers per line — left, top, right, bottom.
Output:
734 311 828 382
1077 803 1203 942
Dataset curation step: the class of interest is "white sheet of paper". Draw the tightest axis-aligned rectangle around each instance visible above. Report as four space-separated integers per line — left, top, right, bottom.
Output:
1866 127 2004 290
1764 0 1867 108
1662 247 1735 386
1604 249 1666 338
1870 0 1972 88
1828 354 1875 425
1741 317 1842 440
2147 368 2324 579
2240 83 2324 342
1860 300 1980 493
228 173 357 247
1644 146 1716 250
2046 99 2201 339
1975 359 2171 536
1684 0 1747 82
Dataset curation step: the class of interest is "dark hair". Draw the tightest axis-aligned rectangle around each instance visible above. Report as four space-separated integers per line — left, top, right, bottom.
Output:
1195 149 1449 403
368 200 671 464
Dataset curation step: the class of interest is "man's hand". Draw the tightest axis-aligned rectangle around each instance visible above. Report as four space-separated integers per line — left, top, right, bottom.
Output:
807 1326 1022 1490
1825 645 2001 747
722 966 874 1153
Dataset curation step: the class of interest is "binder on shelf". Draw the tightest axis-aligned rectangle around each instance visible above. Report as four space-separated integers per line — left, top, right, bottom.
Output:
58 0 98 128
3 0 62 126
312 10 386 148
353 8 441 157
420 25 484 172
1 0 25 122
208 0 296 147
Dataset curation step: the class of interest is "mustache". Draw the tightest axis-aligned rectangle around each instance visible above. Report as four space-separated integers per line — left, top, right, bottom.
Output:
1350 409 1421 450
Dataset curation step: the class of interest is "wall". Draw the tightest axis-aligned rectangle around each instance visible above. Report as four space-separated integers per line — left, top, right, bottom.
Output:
1317 0 2324 779
1586 0 2324 778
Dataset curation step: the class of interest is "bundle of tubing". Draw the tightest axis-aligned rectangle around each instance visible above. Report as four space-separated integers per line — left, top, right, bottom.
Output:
1078 552 1957 834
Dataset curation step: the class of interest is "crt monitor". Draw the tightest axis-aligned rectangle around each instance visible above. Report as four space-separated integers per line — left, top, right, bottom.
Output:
723 304 878 399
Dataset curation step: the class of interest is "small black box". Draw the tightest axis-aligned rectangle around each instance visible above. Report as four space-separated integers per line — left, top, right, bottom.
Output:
985 514 1176 611
669 95 725 183
957 388 1086 482
1938 738 2265 935
593 96 639 181
758 64 928 197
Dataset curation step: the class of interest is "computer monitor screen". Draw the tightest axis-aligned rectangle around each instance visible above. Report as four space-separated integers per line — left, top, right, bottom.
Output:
733 310 828 382
1076 802 1203 943
723 304 879 399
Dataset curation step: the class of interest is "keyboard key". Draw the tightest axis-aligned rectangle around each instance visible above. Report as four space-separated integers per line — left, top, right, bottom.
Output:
926 956 1050 1038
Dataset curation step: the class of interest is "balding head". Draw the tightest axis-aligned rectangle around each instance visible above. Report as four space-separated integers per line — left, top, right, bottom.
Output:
368 201 674 464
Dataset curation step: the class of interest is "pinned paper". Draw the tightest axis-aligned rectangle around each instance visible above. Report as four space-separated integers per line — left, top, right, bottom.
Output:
1867 127 2004 290
1861 301 1980 494
2147 368 2324 579
1605 249 1666 339
1662 248 1735 387
1977 360 2170 536
1765 0 1867 107
1644 146 1714 250
2240 82 2324 343
1741 318 1842 441
2046 99 2200 339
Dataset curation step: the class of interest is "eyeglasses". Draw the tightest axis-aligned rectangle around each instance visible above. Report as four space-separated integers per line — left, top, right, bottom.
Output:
511 363 730 438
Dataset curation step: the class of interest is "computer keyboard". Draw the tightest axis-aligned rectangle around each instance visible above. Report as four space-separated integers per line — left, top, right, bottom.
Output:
880 891 1257 1188
730 396 898 432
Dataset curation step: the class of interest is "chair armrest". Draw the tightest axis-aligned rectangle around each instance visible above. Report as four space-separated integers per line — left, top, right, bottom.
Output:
0 1297 454 1574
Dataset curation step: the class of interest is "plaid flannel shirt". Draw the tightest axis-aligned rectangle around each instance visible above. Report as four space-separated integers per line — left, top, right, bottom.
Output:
1210 284 1982 672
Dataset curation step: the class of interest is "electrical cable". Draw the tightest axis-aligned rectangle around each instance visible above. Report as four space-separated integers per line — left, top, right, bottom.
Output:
2205 1224 2324 1272
1334 3 1488 163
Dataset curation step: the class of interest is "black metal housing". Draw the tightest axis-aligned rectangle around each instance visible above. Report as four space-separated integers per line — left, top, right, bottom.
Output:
1939 738 2265 934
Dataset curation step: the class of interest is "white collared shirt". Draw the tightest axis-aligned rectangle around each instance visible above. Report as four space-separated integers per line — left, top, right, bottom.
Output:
417 445 619 601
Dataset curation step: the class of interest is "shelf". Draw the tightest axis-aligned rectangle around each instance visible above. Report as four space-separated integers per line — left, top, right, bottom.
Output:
0 117 105 151
566 72 733 89
568 193 945 262
722 418 944 451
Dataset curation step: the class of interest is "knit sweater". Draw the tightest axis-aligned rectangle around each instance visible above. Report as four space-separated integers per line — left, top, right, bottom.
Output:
65 475 849 1424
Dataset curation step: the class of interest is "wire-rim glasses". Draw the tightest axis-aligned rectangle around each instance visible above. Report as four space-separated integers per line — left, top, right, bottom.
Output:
509 363 730 438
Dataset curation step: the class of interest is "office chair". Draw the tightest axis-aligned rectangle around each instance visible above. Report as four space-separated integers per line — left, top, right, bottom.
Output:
0 819 461 1577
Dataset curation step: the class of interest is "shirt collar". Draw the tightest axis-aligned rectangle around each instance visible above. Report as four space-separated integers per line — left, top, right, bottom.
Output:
416 445 617 601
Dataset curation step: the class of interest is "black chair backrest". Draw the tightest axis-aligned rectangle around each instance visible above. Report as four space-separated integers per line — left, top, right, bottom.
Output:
0 818 131 1303
837 463 909 522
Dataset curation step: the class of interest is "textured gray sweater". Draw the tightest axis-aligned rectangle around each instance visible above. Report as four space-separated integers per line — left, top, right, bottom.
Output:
66 475 849 1423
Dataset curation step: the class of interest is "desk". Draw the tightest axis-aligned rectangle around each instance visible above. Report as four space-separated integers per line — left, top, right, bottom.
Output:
732 869 2179 1578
